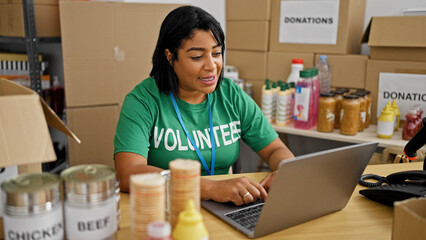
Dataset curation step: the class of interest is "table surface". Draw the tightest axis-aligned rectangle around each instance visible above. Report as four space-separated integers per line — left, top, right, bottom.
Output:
117 162 423 240
272 123 410 148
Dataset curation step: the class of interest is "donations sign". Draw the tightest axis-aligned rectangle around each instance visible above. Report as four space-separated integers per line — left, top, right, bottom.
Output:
378 73 426 120
279 0 340 44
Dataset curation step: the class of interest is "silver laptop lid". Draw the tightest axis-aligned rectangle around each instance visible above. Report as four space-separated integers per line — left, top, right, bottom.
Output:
253 141 378 238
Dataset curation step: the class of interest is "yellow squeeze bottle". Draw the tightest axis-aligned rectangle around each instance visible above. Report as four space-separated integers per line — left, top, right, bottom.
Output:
172 200 209 240
377 103 395 139
391 99 401 131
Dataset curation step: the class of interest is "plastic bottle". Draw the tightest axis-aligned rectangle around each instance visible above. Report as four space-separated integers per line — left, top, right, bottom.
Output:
294 70 313 129
147 221 172 240
402 108 419 140
377 103 395 139
275 84 292 126
245 83 253 99
172 200 208 240
315 55 332 94
271 81 278 123
262 78 270 90
261 82 273 123
50 76 65 118
309 68 320 127
288 82 296 122
391 100 401 131
286 58 304 84
413 105 423 131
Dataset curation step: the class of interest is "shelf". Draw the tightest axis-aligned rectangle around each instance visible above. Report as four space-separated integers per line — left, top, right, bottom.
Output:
0 37 61 44
272 123 410 148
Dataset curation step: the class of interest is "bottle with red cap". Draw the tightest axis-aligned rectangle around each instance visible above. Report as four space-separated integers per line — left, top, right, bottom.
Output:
286 58 304 84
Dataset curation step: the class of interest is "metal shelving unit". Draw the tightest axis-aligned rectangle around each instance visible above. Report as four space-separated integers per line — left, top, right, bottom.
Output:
22 0 42 95
0 0 60 95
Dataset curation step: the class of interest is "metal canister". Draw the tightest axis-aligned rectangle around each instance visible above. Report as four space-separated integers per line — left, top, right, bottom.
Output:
61 164 119 240
1 173 63 240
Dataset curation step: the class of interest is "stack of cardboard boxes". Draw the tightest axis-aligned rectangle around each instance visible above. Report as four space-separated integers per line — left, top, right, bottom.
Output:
60 1 181 167
226 0 272 105
227 0 426 126
362 16 426 124
226 0 367 107
0 0 60 37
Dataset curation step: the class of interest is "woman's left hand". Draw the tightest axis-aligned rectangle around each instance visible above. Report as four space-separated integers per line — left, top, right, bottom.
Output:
259 171 277 192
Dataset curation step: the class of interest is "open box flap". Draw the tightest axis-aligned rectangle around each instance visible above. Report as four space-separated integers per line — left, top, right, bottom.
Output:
0 78 80 143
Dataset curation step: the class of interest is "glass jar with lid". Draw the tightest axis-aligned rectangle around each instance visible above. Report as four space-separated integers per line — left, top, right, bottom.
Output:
354 91 367 132
340 94 360 135
317 92 336 132
356 89 371 129
331 89 345 129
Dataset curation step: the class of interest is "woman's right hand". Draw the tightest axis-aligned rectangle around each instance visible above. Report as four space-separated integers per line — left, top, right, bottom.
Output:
201 177 268 206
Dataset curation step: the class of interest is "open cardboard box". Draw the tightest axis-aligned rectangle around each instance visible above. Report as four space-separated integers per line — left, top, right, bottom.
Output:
0 78 80 238
0 78 80 167
362 16 426 62
392 198 426 240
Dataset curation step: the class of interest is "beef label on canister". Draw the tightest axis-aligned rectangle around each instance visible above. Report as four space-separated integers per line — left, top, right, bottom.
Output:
1 173 64 240
61 164 119 240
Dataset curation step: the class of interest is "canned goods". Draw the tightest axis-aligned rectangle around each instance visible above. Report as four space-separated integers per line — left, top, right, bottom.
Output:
61 164 119 240
1 173 63 240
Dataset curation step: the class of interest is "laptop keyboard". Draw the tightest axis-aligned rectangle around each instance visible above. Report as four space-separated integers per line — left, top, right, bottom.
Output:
224 203 265 232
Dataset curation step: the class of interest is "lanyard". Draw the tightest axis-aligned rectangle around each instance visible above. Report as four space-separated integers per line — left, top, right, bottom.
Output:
170 92 216 175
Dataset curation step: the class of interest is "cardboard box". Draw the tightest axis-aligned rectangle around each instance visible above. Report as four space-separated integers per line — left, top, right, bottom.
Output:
227 21 270 51
226 50 268 80
226 0 271 21
67 105 120 168
0 3 60 37
0 77 80 238
392 198 426 240
314 54 367 89
60 1 181 107
0 0 57 4
267 51 314 81
365 60 426 124
0 78 80 167
362 16 426 62
269 0 366 54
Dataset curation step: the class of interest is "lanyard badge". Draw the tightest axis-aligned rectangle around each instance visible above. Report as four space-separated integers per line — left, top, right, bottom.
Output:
170 92 216 175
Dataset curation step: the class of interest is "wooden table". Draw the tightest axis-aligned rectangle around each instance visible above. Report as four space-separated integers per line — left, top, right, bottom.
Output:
116 162 423 239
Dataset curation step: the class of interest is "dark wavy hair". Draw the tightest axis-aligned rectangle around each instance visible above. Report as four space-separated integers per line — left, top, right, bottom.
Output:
150 6 225 97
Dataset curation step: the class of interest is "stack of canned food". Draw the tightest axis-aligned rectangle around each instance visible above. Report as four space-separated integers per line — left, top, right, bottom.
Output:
1 164 120 240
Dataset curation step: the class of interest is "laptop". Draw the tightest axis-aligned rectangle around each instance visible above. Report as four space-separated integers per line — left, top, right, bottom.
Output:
201 142 378 238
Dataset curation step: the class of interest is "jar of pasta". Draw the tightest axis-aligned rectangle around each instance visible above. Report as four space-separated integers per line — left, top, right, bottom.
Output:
317 93 336 132
364 90 372 128
340 95 360 135
331 89 345 129
354 91 367 132
336 87 350 95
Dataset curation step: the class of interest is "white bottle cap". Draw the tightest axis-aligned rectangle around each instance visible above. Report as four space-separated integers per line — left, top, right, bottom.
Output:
147 221 171 238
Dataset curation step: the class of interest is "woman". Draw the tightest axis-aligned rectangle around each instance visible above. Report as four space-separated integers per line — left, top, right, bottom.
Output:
114 6 294 206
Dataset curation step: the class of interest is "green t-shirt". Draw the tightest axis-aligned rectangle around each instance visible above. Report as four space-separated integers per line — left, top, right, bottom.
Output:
114 77 278 175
